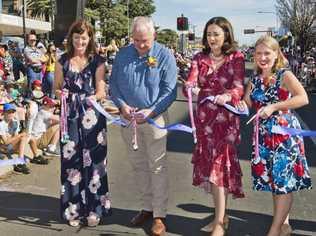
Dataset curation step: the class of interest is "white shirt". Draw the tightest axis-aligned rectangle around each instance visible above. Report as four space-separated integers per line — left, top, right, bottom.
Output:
31 109 52 138
0 119 20 136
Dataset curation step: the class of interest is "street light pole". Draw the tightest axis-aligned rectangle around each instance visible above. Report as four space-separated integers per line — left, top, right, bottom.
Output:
22 0 26 46
257 11 278 34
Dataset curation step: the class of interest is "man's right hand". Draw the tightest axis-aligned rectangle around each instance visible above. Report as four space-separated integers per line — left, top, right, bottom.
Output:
120 104 134 121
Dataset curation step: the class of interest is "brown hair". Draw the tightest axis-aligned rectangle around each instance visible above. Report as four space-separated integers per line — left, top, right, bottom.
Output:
66 19 96 58
254 35 288 74
202 16 238 55
46 43 56 64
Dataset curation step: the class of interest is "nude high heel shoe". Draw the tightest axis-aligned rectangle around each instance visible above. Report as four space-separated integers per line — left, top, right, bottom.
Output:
201 215 229 233
68 219 80 227
211 222 226 236
280 224 293 236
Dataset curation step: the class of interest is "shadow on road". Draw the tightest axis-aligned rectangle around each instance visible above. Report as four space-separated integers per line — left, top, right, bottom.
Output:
167 116 194 154
0 192 314 236
177 203 315 236
0 191 61 232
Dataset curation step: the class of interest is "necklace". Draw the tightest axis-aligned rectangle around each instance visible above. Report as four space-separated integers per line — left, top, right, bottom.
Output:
210 52 224 60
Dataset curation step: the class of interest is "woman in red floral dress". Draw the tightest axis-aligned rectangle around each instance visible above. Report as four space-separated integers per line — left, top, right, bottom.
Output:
184 17 245 236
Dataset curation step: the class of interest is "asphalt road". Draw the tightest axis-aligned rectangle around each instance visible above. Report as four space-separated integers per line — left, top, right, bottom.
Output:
0 63 315 236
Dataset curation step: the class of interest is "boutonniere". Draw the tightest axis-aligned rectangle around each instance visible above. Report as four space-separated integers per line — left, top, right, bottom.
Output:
147 56 157 67
269 76 276 85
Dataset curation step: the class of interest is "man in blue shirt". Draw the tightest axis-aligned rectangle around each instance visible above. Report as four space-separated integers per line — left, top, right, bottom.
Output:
110 16 177 236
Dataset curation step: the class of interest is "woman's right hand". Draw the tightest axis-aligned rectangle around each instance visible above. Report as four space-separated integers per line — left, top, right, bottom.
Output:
56 89 69 100
183 81 198 97
235 100 248 112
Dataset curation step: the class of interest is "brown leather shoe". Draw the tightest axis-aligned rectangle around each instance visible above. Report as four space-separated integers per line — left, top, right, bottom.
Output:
130 210 153 226
151 218 166 236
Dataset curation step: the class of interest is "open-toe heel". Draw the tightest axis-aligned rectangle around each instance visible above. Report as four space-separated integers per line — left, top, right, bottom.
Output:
280 224 293 236
201 215 229 233
68 219 80 227
211 223 226 236
87 215 100 227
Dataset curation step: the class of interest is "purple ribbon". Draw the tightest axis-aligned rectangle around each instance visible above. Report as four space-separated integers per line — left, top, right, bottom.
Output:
90 99 193 134
200 96 249 115
271 126 316 137
88 98 127 126
146 118 193 133
0 157 27 167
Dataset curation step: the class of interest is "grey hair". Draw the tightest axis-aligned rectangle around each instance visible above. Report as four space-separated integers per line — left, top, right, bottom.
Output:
131 16 155 35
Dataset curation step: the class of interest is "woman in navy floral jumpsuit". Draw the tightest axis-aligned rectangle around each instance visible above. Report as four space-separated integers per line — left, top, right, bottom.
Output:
54 20 110 227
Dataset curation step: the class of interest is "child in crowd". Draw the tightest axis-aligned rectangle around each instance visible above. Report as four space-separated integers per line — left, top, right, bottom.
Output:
31 96 60 156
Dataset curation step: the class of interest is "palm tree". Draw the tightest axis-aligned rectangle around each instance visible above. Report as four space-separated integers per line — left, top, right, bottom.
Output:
26 0 55 22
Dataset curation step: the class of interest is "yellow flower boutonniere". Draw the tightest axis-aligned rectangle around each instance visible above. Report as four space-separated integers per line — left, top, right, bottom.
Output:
147 56 157 67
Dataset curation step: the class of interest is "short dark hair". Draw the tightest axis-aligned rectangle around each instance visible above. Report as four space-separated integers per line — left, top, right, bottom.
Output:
66 19 96 58
202 16 238 55
27 32 37 41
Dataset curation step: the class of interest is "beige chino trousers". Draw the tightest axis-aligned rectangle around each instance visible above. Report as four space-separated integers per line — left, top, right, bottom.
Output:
121 112 169 218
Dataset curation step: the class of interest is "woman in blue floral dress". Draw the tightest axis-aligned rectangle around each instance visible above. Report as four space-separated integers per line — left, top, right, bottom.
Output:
54 20 110 227
238 36 312 236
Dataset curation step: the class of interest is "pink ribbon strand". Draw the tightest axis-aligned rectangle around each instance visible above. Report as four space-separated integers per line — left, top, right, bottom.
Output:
187 86 197 143
60 91 69 143
130 109 138 151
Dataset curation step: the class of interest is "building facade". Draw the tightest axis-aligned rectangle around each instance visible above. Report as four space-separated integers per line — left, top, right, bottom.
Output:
0 0 51 36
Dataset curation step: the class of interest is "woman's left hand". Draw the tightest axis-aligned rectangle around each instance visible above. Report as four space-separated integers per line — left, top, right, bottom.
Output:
87 95 97 101
258 104 276 119
86 95 97 106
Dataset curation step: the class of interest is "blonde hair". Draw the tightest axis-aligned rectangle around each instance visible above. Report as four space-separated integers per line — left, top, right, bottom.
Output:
254 35 288 74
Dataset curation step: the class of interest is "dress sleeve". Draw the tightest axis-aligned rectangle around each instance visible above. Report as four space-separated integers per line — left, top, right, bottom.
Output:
226 51 245 105
95 54 106 68
182 53 200 97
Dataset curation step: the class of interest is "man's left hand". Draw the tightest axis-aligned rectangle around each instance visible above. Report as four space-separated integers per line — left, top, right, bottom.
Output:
135 108 155 124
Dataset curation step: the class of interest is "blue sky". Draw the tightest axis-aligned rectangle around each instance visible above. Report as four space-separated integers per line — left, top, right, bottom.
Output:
152 0 277 46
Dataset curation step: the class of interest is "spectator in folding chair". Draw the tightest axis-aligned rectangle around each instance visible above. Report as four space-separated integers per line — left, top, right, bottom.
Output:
0 103 48 169
31 96 60 156
0 103 43 174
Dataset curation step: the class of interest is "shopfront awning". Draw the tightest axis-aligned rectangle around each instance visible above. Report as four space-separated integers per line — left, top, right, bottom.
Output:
0 13 51 35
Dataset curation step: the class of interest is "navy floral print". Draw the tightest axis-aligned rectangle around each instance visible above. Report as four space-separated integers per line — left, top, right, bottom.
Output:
250 69 312 194
59 54 111 222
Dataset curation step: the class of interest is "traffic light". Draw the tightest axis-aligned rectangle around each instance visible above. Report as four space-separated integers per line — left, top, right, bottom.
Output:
188 33 195 41
177 16 189 31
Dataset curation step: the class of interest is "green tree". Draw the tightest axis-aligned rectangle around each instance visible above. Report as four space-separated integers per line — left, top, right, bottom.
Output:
156 29 178 49
85 0 156 44
276 0 316 53
26 0 55 22
101 4 129 44
119 0 155 18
